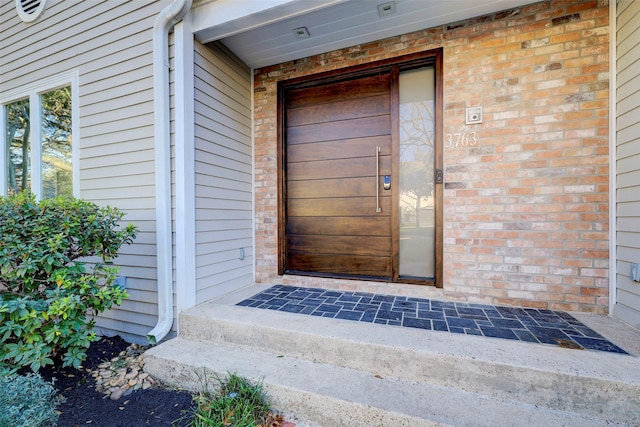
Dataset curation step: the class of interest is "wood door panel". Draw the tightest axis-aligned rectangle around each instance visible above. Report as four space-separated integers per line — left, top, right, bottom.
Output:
288 178 393 199
284 70 393 279
287 253 392 277
288 235 391 257
287 216 390 237
288 156 392 181
287 94 390 127
288 197 392 217
287 115 391 145
287 136 391 162
286 74 391 108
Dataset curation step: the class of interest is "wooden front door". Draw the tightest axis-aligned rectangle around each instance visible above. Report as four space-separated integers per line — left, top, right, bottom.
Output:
283 72 394 278
278 50 443 285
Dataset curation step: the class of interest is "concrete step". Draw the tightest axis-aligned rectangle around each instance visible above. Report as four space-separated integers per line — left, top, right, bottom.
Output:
144 337 623 427
144 286 640 426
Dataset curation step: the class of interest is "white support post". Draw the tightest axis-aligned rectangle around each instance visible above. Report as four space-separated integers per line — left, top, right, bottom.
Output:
175 14 197 322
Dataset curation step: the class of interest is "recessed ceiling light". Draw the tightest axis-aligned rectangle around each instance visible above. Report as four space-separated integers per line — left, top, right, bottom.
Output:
292 26 310 39
377 1 396 17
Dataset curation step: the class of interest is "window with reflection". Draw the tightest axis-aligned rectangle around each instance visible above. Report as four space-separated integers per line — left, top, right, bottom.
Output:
41 87 73 198
3 85 72 198
5 99 30 195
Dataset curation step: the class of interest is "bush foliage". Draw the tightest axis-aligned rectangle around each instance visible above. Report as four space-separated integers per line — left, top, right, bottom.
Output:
0 372 64 427
0 191 137 373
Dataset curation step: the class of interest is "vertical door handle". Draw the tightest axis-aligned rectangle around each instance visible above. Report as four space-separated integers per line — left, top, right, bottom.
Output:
376 146 381 213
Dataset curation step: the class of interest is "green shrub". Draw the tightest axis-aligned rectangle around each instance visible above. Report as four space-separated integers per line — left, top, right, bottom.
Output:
0 372 65 427
0 191 137 373
188 371 271 427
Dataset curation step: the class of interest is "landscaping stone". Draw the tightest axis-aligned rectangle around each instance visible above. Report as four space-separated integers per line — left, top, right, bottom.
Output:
90 342 152 400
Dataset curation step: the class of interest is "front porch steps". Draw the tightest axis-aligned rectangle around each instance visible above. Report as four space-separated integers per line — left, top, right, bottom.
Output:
144 285 640 426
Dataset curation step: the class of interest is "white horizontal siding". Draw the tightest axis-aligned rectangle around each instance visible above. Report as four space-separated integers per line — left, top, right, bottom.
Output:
193 40 253 304
0 0 172 340
615 0 640 328
2 2 158 85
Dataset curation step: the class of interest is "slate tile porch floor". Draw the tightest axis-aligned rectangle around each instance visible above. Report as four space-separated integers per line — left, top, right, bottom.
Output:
237 284 628 355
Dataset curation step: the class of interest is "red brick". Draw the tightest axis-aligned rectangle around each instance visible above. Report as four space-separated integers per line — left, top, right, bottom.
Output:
253 0 609 313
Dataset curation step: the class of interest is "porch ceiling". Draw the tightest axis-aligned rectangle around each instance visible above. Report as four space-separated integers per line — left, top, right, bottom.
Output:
193 0 536 69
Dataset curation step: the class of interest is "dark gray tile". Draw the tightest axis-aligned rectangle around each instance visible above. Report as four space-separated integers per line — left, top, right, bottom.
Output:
403 317 432 330
496 306 527 317
480 326 519 340
444 308 458 317
338 294 362 303
372 294 395 303
323 291 342 297
236 299 254 307
417 302 432 311
236 286 627 355
516 315 539 326
266 298 289 307
290 290 313 299
570 325 604 339
571 336 627 354
394 300 417 310
490 318 525 329
417 310 445 321
526 326 571 345
432 301 456 310
300 298 324 307
483 308 502 318
433 320 449 331
316 304 340 313
457 307 487 319
280 304 305 313
300 306 317 315
378 310 403 321
336 302 356 311
361 310 377 323
336 310 363 321
446 317 477 329
513 329 539 343
380 302 393 311
355 303 380 312
250 301 266 308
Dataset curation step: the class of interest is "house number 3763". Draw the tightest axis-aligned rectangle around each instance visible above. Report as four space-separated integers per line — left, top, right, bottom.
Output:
444 131 477 149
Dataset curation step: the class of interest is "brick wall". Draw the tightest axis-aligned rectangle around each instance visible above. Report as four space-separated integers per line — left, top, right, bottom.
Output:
253 0 610 313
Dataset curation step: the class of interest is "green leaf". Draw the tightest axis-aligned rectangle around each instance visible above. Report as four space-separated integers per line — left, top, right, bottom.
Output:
0 191 136 372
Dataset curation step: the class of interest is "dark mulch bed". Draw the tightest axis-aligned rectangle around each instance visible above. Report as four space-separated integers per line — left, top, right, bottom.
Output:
39 336 195 427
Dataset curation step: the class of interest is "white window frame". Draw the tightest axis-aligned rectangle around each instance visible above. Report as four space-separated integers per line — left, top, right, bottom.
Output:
0 70 79 199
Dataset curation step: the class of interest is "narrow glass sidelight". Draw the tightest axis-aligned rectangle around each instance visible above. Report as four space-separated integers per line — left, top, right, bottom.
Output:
398 67 435 279
40 86 72 199
4 99 31 195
